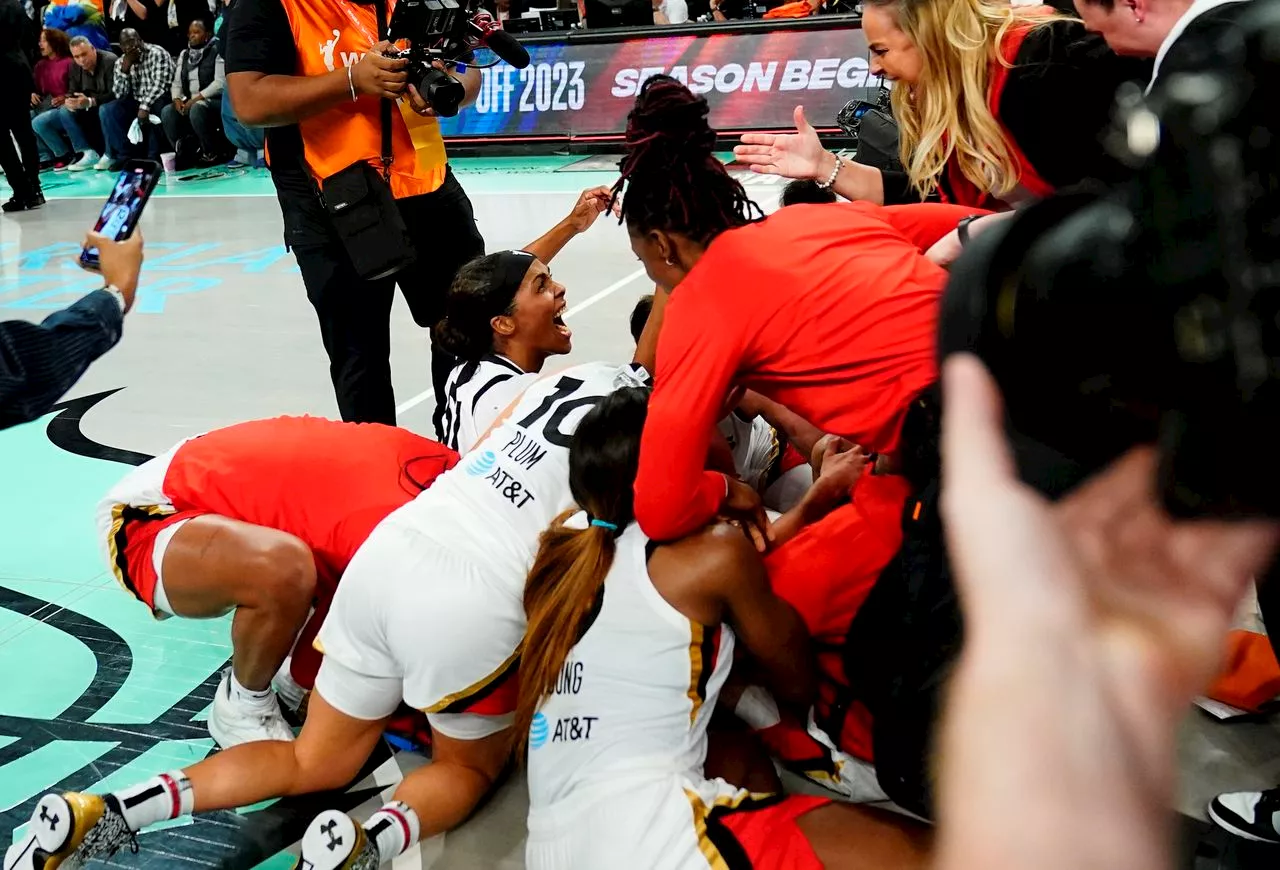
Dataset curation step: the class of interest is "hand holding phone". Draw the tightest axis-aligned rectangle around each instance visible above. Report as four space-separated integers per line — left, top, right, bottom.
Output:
80 159 161 272
85 230 144 313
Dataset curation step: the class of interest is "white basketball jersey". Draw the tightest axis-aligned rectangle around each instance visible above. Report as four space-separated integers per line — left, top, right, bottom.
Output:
526 526 736 811
439 355 541 454
717 412 780 493
394 361 650 582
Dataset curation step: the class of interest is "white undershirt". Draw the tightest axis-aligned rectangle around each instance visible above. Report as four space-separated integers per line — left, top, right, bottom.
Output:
1147 0 1251 93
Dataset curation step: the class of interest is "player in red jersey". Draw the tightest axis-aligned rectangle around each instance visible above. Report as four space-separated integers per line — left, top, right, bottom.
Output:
96 416 458 747
608 76 988 544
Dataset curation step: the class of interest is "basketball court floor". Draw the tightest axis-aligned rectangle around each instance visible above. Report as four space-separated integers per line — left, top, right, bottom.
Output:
2 158 1279 869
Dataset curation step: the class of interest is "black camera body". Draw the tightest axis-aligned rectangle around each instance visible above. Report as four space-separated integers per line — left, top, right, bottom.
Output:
384 0 530 116
940 0 1280 517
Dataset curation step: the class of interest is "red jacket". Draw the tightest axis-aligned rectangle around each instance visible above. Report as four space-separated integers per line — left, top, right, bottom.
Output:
634 201 986 541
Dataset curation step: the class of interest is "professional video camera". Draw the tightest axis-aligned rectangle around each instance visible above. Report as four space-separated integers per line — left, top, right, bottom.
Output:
939 0 1280 518
386 0 531 117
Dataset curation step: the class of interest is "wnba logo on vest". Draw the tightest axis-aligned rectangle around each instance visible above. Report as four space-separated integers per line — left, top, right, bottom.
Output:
319 28 366 72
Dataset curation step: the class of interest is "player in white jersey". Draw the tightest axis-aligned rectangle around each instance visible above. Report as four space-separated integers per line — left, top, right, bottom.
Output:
517 387 931 870
436 186 617 452
5 361 651 870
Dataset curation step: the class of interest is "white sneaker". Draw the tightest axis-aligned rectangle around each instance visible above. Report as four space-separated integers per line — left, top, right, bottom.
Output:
68 150 99 172
272 658 308 714
93 154 112 171
207 669 296 748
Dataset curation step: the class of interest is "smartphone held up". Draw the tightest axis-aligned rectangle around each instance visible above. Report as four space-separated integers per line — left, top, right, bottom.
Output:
79 159 161 272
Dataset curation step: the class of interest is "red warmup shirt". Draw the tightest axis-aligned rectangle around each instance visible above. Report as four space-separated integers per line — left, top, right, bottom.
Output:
162 416 459 587
635 201 985 541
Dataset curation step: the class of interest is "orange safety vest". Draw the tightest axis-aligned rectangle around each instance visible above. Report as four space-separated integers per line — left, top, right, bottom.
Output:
277 0 449 199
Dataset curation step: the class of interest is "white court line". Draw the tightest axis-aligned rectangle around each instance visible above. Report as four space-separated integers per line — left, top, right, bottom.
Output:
394 266 646 416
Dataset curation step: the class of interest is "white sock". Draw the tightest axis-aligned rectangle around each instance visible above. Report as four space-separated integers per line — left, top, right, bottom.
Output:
364 801 420 860
110 771 195 831
229 670 275 708
733 685 781 731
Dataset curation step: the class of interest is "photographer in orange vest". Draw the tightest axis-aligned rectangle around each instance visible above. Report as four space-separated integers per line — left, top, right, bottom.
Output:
224 0 484 430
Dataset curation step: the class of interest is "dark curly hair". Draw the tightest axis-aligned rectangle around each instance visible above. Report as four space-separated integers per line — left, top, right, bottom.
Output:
436 254 517 361
609 75 763 245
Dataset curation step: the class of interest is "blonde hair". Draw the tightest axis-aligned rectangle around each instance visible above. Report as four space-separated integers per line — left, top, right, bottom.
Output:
867 0 1071 200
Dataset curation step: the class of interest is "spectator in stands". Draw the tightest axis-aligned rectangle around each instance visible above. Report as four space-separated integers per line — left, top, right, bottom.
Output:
780 178 837 206
38 36 117 172
735 0 1149 209
99 26 174 170
653 0 688 23
1 0 44 211
1073 0 1252 92
30 27 74 169
162 19 228 165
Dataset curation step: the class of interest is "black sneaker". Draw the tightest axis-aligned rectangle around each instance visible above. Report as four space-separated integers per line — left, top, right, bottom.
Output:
1 194 41 213
294 810 380 870
1208 785 1280 844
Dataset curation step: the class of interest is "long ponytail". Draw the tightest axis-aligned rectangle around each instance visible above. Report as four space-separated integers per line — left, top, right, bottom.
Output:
515 386 651 758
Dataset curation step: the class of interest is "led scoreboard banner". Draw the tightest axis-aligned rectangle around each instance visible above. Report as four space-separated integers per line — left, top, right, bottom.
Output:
438 18 883 141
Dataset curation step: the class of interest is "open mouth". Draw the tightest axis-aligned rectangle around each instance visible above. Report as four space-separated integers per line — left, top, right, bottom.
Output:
552 303 572 339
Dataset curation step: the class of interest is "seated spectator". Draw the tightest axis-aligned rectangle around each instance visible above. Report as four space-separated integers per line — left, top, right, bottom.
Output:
99 26 174 170
161 19 228 165
653 0 688 23
780 178 837 206
31 35 116 172
29 27 74 169
220 86 263 168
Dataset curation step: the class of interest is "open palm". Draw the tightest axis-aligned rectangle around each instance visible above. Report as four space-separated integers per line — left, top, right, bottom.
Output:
733 105 826 180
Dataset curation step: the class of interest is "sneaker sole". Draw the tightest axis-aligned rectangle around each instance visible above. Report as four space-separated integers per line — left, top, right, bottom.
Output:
14 794 105 870
296 810 366 870
1207 800 1280 844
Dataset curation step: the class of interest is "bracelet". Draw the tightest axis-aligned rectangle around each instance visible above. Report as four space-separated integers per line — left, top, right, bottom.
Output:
347 64 357 102
956 214 982 247
104 284 127 314
816 153 842 190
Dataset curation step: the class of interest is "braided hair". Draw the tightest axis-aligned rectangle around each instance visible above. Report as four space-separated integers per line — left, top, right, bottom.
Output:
610 75 763 244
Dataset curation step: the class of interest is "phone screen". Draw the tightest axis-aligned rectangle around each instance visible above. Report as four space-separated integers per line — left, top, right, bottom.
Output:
79 160 162 271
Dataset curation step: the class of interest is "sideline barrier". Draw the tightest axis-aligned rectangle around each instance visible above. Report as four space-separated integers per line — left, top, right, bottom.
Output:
437 16 881 142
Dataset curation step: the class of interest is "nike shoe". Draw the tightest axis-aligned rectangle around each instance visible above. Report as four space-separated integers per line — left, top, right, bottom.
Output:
3 793 136 870
1209 785 1280 844
208 668 296 748
294 810 380 870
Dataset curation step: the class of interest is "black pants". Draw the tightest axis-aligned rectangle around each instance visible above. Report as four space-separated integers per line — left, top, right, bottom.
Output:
0 79 40 200
291 168 484 428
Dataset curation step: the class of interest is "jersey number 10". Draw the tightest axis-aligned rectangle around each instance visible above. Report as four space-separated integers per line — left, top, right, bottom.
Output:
516 376 605 448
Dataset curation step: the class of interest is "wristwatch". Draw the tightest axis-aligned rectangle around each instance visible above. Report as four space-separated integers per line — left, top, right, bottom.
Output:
105 284 128 314
956 214 982 247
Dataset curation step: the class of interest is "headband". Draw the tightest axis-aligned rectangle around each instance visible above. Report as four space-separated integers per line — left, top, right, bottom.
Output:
493 250 535 303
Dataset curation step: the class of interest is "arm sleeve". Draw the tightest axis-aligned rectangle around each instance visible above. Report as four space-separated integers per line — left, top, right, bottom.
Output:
224 0 297 77
202 56 226 98
634 280 746 541
1000 22 1151 190
880 203 995 251
138 51 172 106
0 290 124 431
171 54 184 100
112 56 129 98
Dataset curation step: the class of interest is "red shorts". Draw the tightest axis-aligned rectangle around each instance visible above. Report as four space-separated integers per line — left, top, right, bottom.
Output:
707 793 830 869
109 509 207 613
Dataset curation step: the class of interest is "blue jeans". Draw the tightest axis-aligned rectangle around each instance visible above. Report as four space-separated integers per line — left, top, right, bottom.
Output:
221 89 263 154
32 105 96 158
100 95 169 160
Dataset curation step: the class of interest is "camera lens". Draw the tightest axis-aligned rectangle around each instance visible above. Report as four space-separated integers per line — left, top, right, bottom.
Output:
418 67 465 117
